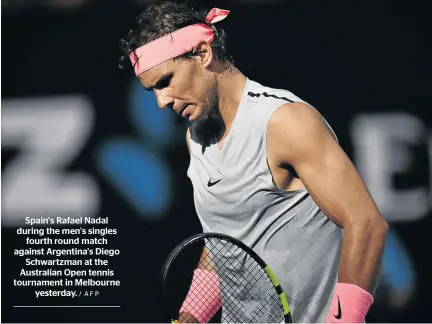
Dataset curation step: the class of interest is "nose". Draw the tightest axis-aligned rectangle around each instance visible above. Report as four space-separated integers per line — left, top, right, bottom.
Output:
154 89 174 110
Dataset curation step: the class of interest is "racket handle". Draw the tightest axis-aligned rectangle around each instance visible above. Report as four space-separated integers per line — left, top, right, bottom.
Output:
179 269 221 323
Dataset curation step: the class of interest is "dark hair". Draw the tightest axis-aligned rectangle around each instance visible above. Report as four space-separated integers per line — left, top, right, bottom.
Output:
118 1 233 72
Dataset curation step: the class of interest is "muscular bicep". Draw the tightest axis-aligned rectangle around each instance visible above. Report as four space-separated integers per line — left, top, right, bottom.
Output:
268 103 381 227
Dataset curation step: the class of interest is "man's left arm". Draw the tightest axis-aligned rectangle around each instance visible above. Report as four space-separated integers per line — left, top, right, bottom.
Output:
267 102 388 322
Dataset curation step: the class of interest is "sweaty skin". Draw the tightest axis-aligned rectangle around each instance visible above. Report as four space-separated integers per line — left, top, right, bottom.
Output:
266 102 388 293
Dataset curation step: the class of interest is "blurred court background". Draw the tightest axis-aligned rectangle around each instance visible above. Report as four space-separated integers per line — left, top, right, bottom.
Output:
2 0 432 322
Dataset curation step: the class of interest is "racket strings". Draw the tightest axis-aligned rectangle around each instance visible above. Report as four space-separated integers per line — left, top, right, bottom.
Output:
166 237 285 323
205 239 284 323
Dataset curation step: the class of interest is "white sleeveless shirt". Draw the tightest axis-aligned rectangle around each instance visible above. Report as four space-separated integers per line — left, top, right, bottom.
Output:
187 78 342 323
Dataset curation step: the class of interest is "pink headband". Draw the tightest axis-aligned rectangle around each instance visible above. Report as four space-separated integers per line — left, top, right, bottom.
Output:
129 8 230 76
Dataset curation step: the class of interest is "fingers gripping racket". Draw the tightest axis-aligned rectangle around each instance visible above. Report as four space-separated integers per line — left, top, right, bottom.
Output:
160 232 292 323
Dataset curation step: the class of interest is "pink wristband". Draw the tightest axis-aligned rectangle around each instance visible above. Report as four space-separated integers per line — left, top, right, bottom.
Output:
326 283 374 323
179 269 222 323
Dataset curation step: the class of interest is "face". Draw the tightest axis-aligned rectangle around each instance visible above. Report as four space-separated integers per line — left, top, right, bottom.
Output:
138 49 217 122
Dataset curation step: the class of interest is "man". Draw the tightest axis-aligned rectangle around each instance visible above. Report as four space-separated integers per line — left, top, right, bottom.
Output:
119 2 388 323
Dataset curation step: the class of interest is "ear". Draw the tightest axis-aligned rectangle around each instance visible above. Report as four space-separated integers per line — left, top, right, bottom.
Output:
194 41 213 68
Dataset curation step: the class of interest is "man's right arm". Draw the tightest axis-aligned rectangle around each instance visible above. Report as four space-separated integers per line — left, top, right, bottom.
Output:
186 127 191 154
185 127 214 271
178 248 214 322
179 128 220 323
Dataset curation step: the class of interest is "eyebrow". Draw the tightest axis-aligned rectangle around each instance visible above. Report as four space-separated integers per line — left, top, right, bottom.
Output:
143 72 173 91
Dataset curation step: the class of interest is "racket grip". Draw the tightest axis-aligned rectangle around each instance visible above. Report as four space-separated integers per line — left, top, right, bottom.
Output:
179 269 222 323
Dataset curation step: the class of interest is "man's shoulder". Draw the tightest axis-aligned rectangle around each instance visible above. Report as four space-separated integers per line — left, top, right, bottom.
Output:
244 80 308 132
268 102 338 144
246 79 306 106
269 102 318 127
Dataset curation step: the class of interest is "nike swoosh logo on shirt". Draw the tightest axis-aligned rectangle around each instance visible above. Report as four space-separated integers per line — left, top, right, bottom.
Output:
207 179 221 187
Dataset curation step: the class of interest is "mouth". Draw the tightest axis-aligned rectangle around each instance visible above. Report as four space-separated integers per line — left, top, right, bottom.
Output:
178 105 188 115
180 104 193 119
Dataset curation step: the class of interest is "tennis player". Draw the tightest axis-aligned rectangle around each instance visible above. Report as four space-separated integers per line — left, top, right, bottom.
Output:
119 2 388 323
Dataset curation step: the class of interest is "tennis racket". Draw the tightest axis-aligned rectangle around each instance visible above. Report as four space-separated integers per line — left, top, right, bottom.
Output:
160 232 292 323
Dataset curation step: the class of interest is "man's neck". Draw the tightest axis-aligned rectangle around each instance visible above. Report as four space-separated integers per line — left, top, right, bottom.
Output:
214 67 247 138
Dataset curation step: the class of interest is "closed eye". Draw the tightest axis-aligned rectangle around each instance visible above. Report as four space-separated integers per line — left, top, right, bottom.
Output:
154 73 173 90
143 73 173 92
